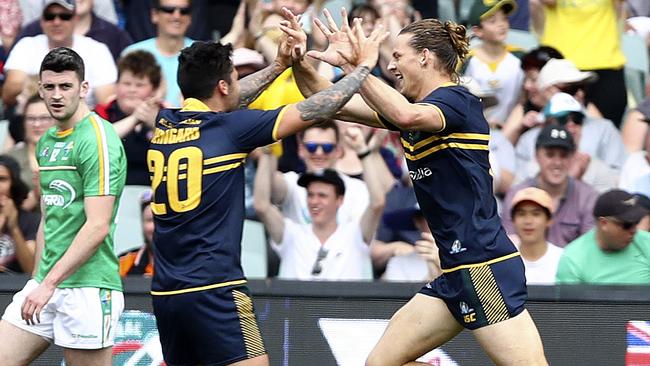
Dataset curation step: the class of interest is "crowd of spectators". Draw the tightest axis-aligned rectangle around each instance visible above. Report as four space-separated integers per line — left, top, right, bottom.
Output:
0 0 649 285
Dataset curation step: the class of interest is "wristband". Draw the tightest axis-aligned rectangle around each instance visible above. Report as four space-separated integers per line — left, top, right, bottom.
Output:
357 149 371 159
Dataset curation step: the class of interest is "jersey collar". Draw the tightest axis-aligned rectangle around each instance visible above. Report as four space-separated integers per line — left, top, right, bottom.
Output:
181 98 212 112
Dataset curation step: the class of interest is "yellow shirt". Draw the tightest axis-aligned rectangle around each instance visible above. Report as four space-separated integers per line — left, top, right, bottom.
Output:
541 0 625 70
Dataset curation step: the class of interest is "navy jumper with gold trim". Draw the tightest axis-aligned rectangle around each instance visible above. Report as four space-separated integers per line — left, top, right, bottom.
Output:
379 85 526 329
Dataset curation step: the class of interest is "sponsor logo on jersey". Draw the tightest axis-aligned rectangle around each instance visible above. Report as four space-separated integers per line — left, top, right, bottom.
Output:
409 167 432 181
63 141 74 160
43 179 76 208
40 146 50 157
449 239 467 254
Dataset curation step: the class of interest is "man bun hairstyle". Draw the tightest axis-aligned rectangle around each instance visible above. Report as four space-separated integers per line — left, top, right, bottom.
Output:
400 19 469 83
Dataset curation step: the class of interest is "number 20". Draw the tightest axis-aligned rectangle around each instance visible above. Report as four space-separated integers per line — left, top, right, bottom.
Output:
147 147 203 215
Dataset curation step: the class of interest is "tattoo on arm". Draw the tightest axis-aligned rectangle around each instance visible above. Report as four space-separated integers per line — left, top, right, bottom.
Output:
296 66 371 121
237 64 285 108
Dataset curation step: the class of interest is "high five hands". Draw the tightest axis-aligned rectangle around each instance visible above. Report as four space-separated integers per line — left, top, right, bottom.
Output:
278 7 389 70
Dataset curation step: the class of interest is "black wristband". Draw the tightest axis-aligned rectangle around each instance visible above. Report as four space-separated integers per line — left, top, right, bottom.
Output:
357 149 371 159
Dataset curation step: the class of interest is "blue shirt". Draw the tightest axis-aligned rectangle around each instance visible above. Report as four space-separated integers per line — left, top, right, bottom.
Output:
122 37 195 107
379 85 517 270
149 98 285 294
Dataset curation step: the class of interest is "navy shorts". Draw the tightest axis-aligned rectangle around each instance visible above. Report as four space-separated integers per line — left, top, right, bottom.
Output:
419 254 527 330
152 285 266 366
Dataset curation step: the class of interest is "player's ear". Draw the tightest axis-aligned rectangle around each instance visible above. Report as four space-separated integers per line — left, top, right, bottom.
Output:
217 79 230 96
79 80 90 99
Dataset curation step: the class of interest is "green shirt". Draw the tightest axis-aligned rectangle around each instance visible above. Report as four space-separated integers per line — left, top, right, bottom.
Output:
35 113 126 290
556 229 650 285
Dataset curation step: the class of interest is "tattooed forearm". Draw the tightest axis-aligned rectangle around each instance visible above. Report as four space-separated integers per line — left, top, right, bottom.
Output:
237 63 286 108
296 66 371 121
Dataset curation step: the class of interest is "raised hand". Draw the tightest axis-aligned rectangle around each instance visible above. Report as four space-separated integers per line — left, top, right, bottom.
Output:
338 18 389 70
307 8 353 67
278 7 307 63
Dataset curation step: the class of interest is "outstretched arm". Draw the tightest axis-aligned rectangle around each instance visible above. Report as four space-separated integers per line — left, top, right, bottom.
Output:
253 152 286 244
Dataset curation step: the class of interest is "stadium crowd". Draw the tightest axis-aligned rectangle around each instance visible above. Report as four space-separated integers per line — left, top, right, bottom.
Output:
0 0 649 286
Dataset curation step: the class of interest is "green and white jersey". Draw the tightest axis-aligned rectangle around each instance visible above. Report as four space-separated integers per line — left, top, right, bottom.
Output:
35 113 127 291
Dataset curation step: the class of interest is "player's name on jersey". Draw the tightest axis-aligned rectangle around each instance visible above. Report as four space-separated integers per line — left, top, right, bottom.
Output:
151 127 200 144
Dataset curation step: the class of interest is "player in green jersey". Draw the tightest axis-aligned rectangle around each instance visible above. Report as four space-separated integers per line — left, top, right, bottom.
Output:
0 47 127 366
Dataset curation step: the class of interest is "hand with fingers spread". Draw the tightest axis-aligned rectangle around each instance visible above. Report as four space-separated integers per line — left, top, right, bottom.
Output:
338 18 389 70
307 8 354 67
21 282 55 325
278 7 308 63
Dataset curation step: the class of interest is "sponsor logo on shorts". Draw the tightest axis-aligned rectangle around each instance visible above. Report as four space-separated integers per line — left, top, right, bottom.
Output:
460 301 477 324
449 240 467 254
43 179 76 208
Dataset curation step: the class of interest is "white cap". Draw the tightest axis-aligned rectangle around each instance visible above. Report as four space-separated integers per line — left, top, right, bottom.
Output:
543 92 586 118
537 58 597 90
232 48 266 69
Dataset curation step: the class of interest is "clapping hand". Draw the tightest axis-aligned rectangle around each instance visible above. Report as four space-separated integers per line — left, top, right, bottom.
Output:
337 17 389 70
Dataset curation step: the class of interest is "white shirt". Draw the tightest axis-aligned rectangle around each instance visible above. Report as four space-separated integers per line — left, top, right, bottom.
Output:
5 34 117 107
383 252 430 282
619 151 650 192
281 171 369 225
521 243 564 285
271 219 372 281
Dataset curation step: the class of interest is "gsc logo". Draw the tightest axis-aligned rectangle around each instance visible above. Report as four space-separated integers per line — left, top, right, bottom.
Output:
409 167 432 181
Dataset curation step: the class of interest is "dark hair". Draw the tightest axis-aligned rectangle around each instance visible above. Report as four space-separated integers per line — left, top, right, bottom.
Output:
521 46 564 72
22 94 45 116
349 4 379 23
0 155 29 208
298 120 340 143
39 47 85 81
400 19 469 83
178 41 233 100
118 51 162 90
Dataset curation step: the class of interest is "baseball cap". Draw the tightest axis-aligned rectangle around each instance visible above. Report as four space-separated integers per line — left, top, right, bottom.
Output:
593 189 649 224
535 124 575 151
537 59 597 90
297 169 346 196
542 92 586 119
466 0 517 27
232 48 266 69
510 187 555 218
459 76 498 109
43 0 75 12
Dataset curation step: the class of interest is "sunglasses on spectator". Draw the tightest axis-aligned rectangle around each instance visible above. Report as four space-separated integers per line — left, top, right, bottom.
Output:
303 142 336 154
311 247 329 275
606 217 637 230
43 12 74 21
157 5 191 15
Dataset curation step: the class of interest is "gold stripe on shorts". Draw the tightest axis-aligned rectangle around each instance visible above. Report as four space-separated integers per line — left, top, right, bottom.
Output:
233 290 266 358
468 265 510 325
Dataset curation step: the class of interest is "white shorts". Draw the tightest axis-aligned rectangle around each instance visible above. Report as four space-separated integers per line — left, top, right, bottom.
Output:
1 279 124 349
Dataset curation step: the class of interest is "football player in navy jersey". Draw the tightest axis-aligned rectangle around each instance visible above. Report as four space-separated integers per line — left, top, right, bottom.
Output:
283 8 548 366
147 15 388 366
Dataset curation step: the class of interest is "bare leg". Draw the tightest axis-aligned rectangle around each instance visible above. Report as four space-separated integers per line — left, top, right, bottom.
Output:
366 294 463 366
472 309 548 366
0 320 50 366
63 347 113 366
229 354 269 366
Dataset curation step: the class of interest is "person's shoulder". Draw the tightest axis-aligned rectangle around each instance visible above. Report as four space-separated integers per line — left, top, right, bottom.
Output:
122 38 157 54
563 230 595 252
634 230 650 243
584 116 617 131
11 34 45 50
546 242 564 257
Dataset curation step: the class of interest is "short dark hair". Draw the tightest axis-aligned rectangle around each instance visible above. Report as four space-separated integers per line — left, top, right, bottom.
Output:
118 50 162 90
299 120 340 143
521 46 564 72
349 4 379 23
0 155 29 208
40 47 85 81
178 41 233 100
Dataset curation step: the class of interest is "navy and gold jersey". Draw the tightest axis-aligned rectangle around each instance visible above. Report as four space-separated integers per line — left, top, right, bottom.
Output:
148 98 286 295
379 85 517 271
